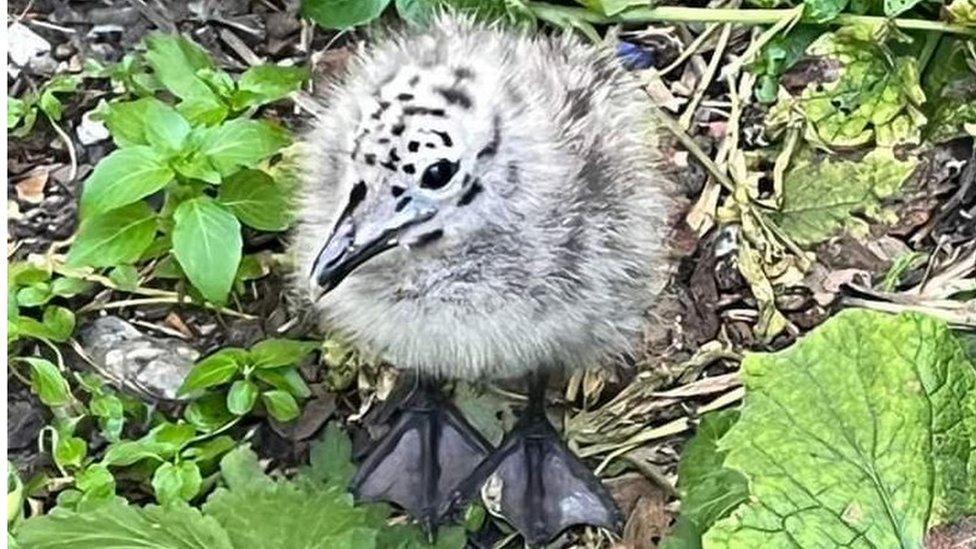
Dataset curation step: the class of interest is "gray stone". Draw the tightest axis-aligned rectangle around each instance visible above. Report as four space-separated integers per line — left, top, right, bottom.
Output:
80 316 199 400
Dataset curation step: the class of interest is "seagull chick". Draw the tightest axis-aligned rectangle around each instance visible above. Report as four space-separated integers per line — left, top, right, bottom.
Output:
293 14 681 545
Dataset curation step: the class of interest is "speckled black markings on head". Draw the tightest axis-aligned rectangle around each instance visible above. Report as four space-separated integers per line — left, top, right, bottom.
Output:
403 106 446 117
477 115 501 159
391 184 405 197
434 86 472 109
391 123 405 136
364 153 376 166
403 164 416 175
457 179 483 206
397 93 415 101
408 141 420 152
408 75 420 87
453 67 474 81
430 130 453 147
340 181 368 221
395 196 412 212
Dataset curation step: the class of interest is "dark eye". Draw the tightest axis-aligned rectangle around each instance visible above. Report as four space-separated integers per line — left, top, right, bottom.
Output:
420 159 458 190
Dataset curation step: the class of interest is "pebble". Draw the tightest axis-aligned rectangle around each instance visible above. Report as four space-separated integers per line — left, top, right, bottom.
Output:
79 316 200 401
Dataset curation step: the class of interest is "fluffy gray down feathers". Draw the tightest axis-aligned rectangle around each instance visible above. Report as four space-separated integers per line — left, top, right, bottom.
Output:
292 16 680 380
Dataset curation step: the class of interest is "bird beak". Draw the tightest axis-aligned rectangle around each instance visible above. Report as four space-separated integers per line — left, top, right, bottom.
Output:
310 193 438 295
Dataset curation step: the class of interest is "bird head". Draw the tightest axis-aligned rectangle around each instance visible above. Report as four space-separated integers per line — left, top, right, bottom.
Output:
305 50 557 298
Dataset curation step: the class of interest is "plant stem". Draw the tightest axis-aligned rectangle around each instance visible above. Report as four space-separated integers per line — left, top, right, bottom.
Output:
528 3 976 37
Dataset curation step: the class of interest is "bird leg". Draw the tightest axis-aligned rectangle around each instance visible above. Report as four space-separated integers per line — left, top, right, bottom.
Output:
445 372 624 546
351 375 492 536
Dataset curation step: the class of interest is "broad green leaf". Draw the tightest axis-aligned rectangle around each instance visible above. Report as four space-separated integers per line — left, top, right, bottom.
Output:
152 462 202 505
42 306 75 342
769 25 927 147
770 148 916 247
16 283 51 307
101 440 168 466
107 265 140 291
217 169 293 230
226 380 258 415
144 100 192 152
218 445 272 491
205 455 379 549
703 310 976 547
660 411 748 549
79 147 174 219
261 390 300 422
250 338 319 369
233 65 309 109
750 25 820 103
54 437 87 470
302 0 392 29
180 436 236 465
16 500 234 549
453 383 516 446
179 348 247 394
50 277 91 298
25 358 71 407
171 197 242 304
184 392 234 432
253 367 312 399
68 202 158 267
304 422 356 486
144 33 224 105
199 119 291 176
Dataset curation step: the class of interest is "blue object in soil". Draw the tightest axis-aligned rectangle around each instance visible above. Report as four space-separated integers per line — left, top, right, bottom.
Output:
616 41 655 71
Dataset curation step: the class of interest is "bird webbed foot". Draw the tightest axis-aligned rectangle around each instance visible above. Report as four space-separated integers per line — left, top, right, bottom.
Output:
351 378 492 534
448 409 624 546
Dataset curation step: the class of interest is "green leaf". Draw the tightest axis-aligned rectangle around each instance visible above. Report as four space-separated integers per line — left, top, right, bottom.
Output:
25 358 71 407
101 440 168 466
8 96 26 128
770 148 916 247
453 382 516 446
947 0 976 24
74 464 116 505
144 33 228 124
750 25 820 103
180 435 237 465
42 306 75 342
883 0 922 16
54 437 88 470
152 462 202 505
261 390 300 422
50 277 91 298
184 392 235 432
16 500 234 549
769 25 928 147
218 445 272 491
171 197 242 305
305 422 357 487
144 100 192 153
253 367 312 399
233 65 309 109
179 348 247 394
302 0 392 29
68 202 158 267
16 283 52 307
802 0 848 23
226 380 258 415
199 119 291 176
79 147 174 219
250 339 319 369
923 38 976 143
217 169 294 231
660 411 748 549
702 310 976 546
107 265 140 291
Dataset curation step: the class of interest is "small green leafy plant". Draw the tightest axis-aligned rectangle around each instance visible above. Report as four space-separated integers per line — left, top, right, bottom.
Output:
179 338 321 423
15 424 467 549
66 33 307 305
7 74 83 138
8 261 88 345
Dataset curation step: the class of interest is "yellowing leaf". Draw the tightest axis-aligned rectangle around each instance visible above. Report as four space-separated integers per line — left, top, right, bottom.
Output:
704 310 976 547
770 148 916 246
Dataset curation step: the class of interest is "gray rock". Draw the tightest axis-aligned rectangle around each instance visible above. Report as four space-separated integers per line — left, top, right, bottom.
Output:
80 316 199 400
